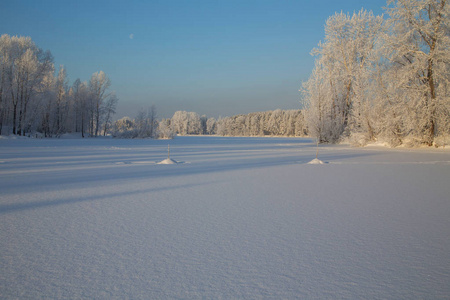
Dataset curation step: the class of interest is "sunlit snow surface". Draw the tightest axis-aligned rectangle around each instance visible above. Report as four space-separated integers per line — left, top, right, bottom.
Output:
1 136 449 299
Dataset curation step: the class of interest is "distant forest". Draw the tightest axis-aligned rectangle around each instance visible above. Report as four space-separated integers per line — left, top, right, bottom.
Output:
112 109 307 139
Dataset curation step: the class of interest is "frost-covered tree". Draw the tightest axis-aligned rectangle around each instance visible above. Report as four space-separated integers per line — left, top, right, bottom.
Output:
135 109 147 137
0 35 10 134
147 104 158 138
102 94 118 136
302 61 339 142
0 35 53 135
89 71 111 137
383 0 450 146
206 117 217 134
302 0 449 147
170 111 188 135
170 111 202 135
133 106 158 138
112 106 159 139
214 110 306 137
187 112 202 134
158 118 175 139
216 116 229 136
54 65 68 135
303 10 385 144
71 79 90 137
0 35 118 137
112 117 136 138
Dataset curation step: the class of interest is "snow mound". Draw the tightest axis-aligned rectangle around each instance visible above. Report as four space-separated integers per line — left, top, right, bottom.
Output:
157 158 178 164
307 158 325 164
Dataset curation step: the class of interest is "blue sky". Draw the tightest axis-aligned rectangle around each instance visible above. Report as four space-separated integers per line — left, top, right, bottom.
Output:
1 0 387 119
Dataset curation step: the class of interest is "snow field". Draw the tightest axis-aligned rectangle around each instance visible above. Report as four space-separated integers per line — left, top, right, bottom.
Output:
1 136 449 299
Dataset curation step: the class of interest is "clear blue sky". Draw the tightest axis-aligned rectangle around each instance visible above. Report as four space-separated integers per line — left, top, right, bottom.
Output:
1 0 387 119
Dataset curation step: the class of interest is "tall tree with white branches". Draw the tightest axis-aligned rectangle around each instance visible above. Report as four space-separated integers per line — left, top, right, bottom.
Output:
384 0 450 146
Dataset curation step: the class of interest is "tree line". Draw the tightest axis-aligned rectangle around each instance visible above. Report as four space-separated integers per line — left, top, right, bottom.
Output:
302 0 449 147
0 34 118 137
214 110 307 137
112 109 307 138
74 0 450 147
3 0 448 147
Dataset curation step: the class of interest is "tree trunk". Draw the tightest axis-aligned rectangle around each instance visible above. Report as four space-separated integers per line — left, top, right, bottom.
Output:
425 55 436 146
81 112 85 138
0 68 4 135
95 102 99 137
343 80 352 128
12 102 17 135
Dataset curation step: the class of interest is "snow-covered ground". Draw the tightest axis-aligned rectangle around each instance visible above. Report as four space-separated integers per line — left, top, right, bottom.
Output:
1 136 449 299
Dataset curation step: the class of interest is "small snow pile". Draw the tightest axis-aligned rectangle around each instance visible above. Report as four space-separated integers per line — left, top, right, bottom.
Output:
157 158 178 164
308 158 325 164
157 144 179 164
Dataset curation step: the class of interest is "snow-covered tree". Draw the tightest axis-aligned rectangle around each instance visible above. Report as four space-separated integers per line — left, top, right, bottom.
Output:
303 10 385 144
170 111 188 135
170 111 202 135
133 106 158 138
302 61 337 142
0 35 53 136
158 118 175 139
89 71 111 137
54 65 68 135
112 117 136 138
102 94 118 136
383 0 450 146
71 79 90 137
206 117 217 135
302 0 449 147
0 35 118 137
147 105 158 138
213 110 306 137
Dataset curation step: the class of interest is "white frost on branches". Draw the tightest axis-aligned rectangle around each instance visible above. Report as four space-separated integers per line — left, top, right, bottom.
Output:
302 0 449 147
